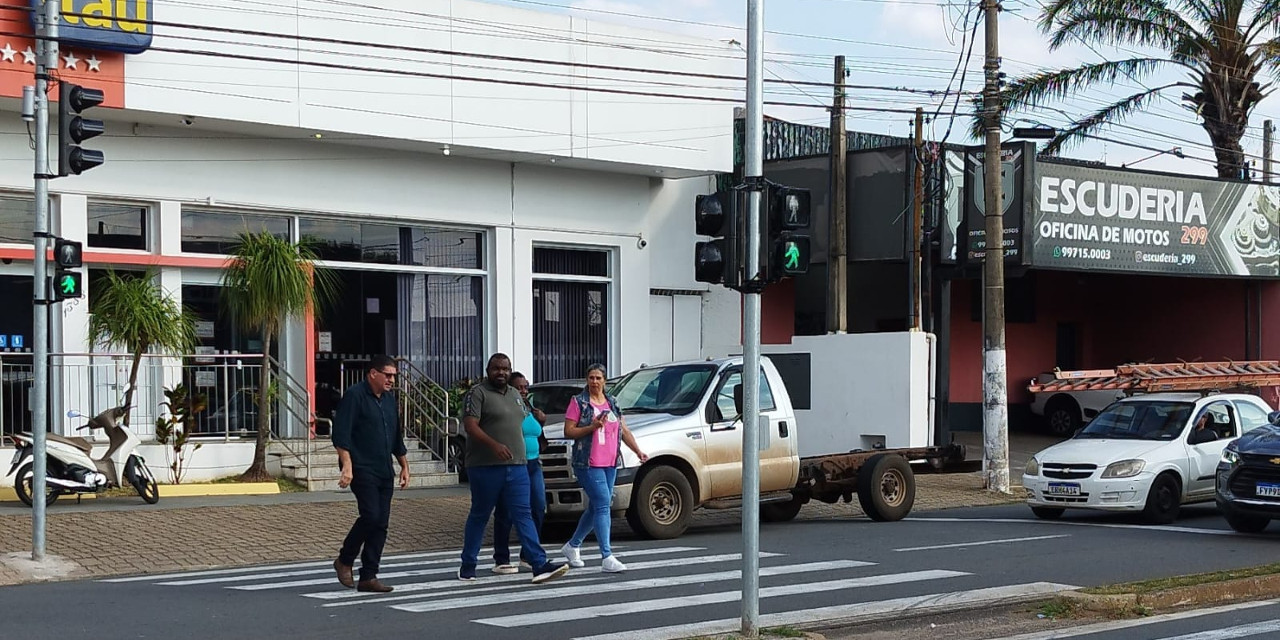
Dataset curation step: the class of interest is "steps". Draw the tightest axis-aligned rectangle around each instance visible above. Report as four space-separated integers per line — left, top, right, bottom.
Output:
268 439 460 492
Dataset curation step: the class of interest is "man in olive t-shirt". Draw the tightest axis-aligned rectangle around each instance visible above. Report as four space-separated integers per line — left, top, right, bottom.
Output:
458 353 568 585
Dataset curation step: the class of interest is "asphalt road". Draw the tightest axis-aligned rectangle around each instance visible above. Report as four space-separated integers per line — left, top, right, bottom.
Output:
5 501 1280 640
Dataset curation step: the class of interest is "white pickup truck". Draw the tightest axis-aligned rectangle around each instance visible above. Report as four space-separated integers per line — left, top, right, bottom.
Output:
537 355 976 539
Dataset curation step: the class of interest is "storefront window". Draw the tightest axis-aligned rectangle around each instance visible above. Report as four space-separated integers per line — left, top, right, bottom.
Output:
299 218 482 269
181 209 290 255
88 202 148 250
0 196 33 245
532 247 611 382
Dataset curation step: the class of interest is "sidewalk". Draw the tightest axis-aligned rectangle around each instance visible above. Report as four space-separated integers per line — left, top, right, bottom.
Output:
0 472 1021 587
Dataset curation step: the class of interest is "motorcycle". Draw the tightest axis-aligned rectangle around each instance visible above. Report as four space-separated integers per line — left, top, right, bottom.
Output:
8 406 159 507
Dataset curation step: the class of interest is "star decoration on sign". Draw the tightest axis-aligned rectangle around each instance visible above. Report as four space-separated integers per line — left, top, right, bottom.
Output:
21 46 34 65
0 44 15 63
85 55 101 72
62 52 80 71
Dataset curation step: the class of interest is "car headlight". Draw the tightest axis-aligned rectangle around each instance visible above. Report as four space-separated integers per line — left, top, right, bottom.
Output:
1025 456 1039 476
1220 448 1241 466
1101 459 1145 478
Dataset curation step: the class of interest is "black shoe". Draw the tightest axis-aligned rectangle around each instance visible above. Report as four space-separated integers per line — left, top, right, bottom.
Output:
531 561 569 584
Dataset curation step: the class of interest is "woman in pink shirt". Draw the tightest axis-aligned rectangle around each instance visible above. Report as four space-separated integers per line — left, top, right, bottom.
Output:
560 363 647 572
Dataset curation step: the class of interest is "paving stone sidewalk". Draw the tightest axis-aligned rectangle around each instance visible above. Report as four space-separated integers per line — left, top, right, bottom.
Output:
0 473 1019 587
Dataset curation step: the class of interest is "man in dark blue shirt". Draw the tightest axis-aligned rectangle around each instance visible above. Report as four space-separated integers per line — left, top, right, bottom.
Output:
332 355 409 593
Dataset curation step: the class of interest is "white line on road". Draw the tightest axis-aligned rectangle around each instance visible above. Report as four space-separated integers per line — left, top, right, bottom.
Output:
476 569 970 628
225 546 700 590
908 517 1237 536
894 534 1070 552
1155 620 1280 640
570 582 1078 640
389 560 878 613
986 599 1280 640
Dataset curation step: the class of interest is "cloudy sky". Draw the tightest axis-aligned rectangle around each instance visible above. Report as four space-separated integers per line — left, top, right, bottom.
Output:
489 0 1278 178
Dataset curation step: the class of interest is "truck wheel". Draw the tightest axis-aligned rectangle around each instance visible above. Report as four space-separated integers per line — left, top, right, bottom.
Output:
857 454 915 522
761 496 803 523
1142 473 1181 525
1045 397 1081 437
626 465 694 540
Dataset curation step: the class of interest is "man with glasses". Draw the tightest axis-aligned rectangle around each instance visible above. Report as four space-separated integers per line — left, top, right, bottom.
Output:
332 355 409 593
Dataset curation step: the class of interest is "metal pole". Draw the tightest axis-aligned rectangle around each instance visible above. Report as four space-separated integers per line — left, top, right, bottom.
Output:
828 55 848 334
981 0 1010 493
741 0 764 635
911 107 925 331
1264 119 1273 184
31 0 59 561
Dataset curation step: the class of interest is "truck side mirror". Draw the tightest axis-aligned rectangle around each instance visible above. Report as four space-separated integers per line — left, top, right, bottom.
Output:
733 384 743 416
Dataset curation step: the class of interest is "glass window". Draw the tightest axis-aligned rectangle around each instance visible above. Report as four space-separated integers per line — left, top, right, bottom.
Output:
360 223 400 264
1079 401 1192 440
407 228 483 270
713 370 777 421
87 202 148 250
611 364 718 416
299 219 483 269
298 218 361 262
181 209 290 255
533 247 609 277
1236 400 1272 434
0 196 33 245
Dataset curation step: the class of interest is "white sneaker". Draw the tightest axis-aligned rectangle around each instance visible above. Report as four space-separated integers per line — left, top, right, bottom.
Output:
601 555 627 573
492 563 518 575
561 542 585 568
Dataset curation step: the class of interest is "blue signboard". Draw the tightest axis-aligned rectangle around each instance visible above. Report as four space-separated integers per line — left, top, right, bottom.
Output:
10 335 23 349
0 336 9 349
32 0 154 55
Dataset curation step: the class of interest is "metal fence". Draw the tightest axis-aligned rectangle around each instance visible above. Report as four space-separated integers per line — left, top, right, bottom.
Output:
0 353 310 445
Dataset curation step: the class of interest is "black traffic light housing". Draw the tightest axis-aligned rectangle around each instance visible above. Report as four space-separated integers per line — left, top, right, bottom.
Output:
58 83 106 176
765 184 811 281
53 238 83 301
694 190 743 289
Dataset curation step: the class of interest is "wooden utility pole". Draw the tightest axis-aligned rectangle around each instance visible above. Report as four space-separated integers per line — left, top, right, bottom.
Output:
1265 119 1274 183
911 107 924 331
828 55 848 333
981 0 1010 493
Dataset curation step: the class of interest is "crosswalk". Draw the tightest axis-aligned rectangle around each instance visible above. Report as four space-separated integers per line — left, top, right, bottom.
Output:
102 543 1078 639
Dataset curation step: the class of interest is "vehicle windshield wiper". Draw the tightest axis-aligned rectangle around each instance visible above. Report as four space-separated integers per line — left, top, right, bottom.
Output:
623 406 669 414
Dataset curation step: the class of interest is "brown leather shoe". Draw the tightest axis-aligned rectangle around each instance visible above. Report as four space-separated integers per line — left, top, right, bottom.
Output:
357 578 393 593
333 559 354 589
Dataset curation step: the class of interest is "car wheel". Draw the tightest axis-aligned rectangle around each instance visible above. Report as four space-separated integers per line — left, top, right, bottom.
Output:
1225 513 1270 533
1142 473 1181 525
1031 506 1065 520
1044 397 1081 437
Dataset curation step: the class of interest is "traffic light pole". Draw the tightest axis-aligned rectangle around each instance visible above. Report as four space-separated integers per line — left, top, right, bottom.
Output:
31 0 59 562
740 0 764 635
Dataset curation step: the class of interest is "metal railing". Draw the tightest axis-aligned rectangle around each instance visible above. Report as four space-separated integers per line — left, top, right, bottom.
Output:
338 357 457 472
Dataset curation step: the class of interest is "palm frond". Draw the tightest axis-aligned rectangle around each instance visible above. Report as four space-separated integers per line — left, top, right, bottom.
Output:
1247 0 1280 41
1043 85 1182 154
88 269 197 355
1005 58 1174 113
219 231 338 339
1045 8 1202 53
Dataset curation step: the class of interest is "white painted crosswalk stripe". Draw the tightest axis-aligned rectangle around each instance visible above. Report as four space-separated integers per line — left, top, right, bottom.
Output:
98 549 470 583
476 569 970 628
390 560 878 613
1153 621 1280 640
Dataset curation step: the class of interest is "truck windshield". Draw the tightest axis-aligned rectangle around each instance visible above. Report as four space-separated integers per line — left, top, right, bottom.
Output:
1076 400 1194 440
611 364 719 416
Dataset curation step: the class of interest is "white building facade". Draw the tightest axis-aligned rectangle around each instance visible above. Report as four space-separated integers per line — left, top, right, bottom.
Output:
0 0 741 480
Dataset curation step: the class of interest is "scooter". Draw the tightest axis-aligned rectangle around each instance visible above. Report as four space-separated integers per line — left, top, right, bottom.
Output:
7 406 159 507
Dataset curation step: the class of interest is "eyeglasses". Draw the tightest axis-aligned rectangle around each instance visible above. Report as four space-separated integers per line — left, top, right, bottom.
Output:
377 370 398 379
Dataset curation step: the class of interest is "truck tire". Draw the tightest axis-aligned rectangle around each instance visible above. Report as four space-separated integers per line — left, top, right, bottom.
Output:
626 465 694 540
857 454 915 522
761 495 803 522
1044 396 1081 437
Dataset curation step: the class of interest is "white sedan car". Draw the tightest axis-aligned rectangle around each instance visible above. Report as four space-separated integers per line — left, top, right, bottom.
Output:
1023 392 1275 524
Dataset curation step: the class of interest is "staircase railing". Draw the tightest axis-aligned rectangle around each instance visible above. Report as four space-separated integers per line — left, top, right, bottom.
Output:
392 357 455 470
263 355 316 483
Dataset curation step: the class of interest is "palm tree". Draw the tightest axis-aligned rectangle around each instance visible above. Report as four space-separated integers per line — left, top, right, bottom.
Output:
982 0 1273 179
220 231 335 482
88 269 198 428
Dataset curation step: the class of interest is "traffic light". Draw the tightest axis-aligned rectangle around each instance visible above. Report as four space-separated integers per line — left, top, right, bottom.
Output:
58 83 106 176
765 184 811 281
694 191 742 289
53 238 83 301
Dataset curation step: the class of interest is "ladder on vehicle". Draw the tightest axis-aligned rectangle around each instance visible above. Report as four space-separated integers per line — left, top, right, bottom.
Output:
1027 361 1280 395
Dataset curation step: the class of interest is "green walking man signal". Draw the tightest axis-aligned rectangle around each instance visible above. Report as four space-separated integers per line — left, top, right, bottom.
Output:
783 242 801 270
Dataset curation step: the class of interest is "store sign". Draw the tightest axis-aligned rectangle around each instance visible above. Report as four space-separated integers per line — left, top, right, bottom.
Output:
1029 162 1280 278
35 0 154 54
961 141 1034 266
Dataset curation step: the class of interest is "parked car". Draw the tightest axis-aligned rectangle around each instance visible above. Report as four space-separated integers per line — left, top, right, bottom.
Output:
1029 371 1123 436
1023 392 1275 524
1215 409 1280 532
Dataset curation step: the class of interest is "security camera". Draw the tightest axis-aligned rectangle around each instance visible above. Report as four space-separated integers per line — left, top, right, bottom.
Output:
637 238 648 250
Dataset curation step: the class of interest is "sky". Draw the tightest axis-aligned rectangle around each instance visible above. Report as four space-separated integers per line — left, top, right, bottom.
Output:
487 0 1278 178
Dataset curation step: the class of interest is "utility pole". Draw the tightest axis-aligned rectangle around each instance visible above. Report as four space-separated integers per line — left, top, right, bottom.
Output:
1264 119 1274 183
31 0 59 561
981 0 1010 493
910 107 924 331
740 0 764 635
828 55 848 334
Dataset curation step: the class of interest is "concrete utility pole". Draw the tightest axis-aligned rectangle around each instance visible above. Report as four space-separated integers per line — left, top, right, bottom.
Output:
740 0 765 635
1264 119 1274 183
828 55 848 334
981 0 1010 493
30 0 59 561
911 107 924 331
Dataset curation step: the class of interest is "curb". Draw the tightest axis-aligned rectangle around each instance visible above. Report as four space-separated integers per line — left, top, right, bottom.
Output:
0 482 280 502
1062 573 1280 613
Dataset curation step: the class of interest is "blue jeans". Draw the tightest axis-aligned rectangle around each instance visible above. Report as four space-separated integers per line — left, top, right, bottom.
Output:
569 465 617 558
462 464 548 570
493 459 546 565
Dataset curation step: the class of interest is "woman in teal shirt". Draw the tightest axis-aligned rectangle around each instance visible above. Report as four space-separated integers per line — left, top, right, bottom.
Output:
491 371 547 573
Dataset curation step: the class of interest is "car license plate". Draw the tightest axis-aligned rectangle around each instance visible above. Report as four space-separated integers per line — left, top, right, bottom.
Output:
1046 482 1081 496
1256 482 1280 498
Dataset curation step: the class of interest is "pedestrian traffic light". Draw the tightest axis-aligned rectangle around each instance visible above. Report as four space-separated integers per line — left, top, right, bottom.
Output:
58 83 106 176
694 191 742 289
53 238 83 301
765 184 811 281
